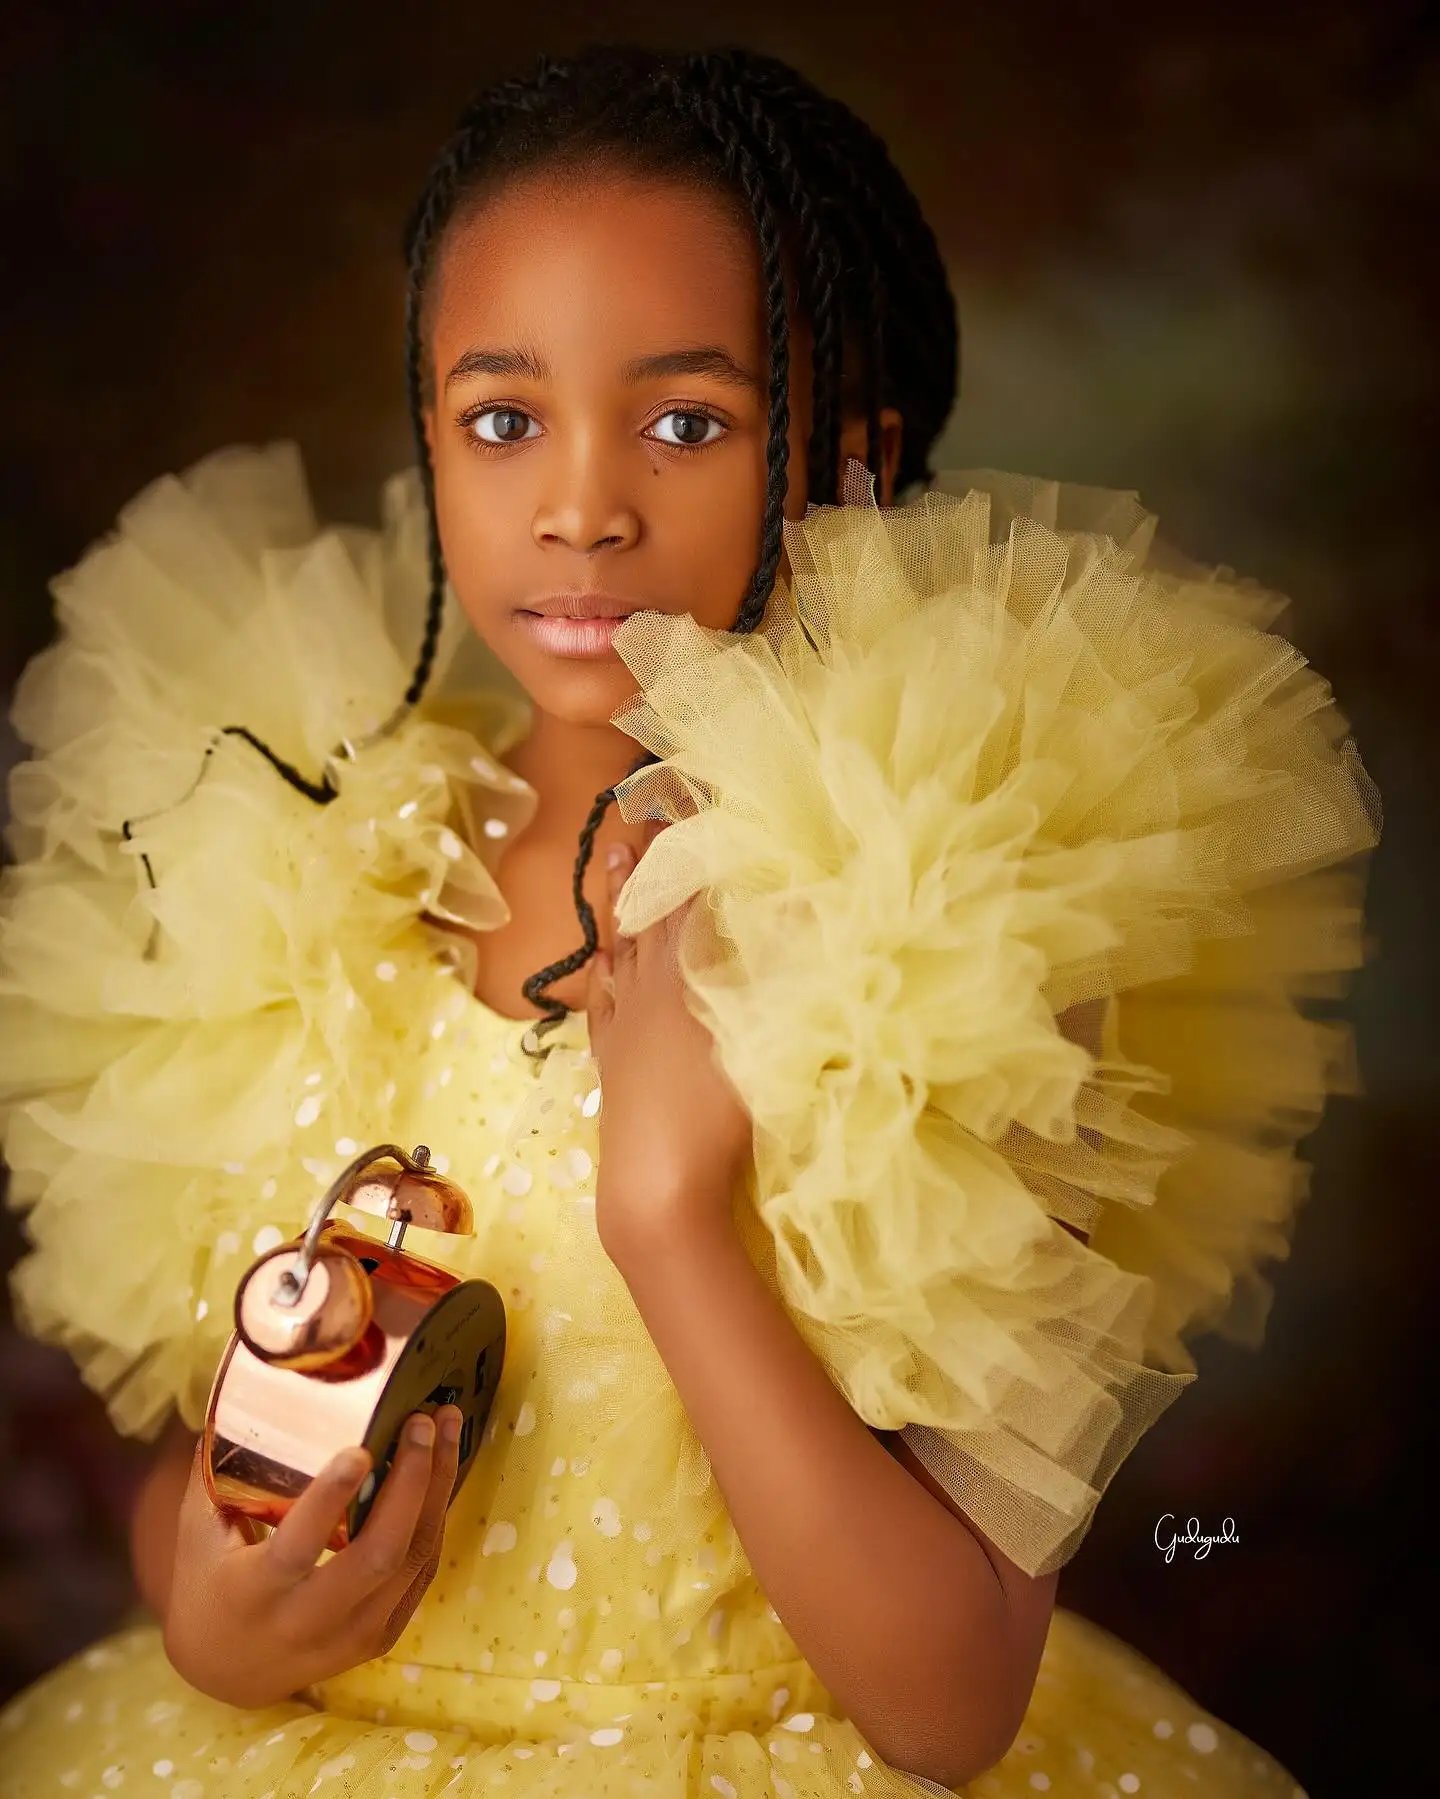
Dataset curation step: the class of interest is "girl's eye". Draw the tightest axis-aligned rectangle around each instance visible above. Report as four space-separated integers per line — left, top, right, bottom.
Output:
469 408 540 444
650 410 726 448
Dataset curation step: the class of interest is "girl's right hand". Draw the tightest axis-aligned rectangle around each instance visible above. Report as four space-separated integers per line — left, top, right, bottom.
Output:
163 1405 463 1709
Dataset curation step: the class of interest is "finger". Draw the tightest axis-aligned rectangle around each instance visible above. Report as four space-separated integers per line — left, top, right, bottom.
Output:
349 1405 461 1632
406 1404 463 1567
177 1436 265 1568
587 946 615 1028
313 1411 438 1602
260 1444 373 1589
605 843 637 968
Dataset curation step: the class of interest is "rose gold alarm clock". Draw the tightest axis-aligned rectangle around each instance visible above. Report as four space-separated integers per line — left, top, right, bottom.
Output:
202 1143 504 1551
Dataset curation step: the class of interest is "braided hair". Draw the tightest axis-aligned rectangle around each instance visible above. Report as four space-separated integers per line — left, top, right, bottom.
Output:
238 44 959 1052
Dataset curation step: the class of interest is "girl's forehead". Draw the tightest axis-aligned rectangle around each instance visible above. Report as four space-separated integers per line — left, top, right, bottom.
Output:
430 171 763 360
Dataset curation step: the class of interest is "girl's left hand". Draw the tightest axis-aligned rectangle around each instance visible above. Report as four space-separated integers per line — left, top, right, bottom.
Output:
586 828 754 1264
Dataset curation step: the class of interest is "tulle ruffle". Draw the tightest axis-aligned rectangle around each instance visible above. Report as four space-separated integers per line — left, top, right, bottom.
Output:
508 461 1379 1576
0 443 537 1438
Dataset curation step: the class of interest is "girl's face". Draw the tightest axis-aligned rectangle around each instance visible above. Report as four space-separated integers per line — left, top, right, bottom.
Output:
425 168 898 727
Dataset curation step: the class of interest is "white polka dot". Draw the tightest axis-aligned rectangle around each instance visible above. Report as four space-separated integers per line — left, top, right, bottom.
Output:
547 1543 578 1589
376 961 397 982
431 1018 447 1039
403 1754 432 1772
599 1647 625 1674
152 1764 174 1779
334 1137 359 1156
502 1164 533 1196
398 800 419 819
711 1780 737 1799
102 1767 125 1788
585 1727 622 1746
514 1402 537 1436
216 1231 240 1257
483 1522 517 1555
530 1678 562 1702
581 1086 602 1117
483 817 510 839
591 1497 622 1537
856 1753 872 1769
438 828 465 861
564 1147 593 1181
430 1151 450 1174
769 1688 791 1719
1029 1778 1051 1793
294 1096 322 1129
317 1755 355 1779
566 1378 599 1403
1119 1778 1141 1794
405 1732 437 1753
1153 1720 1174 1739
193 1299 208 1326
782 1713 815 1733
401 1663 422 1683
551 1458 568 1477
633 1520 652 1542
222 1161 246 1176
252 1225 283 1256
1187 1723 1219 1753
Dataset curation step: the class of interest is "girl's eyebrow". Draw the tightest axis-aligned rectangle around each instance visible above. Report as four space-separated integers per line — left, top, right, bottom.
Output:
446 345 549 388
444 344 761 393
621 347 762 391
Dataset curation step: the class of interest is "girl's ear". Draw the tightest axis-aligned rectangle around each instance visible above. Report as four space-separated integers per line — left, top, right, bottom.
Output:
837 407 904 504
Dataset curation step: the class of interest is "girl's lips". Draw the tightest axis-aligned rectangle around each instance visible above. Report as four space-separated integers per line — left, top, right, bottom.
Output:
517 611 629 658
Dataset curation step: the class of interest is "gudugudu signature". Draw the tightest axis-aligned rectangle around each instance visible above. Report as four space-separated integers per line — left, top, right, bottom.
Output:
1155 1515 1240 1561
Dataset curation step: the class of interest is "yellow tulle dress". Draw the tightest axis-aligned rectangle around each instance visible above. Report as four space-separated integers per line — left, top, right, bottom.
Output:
0 444 1378 1799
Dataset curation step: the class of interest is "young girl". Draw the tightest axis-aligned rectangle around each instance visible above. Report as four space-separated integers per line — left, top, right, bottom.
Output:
0 42 1377 1799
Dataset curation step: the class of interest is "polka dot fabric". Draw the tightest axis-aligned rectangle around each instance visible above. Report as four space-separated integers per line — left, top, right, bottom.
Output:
1 989 1308 1797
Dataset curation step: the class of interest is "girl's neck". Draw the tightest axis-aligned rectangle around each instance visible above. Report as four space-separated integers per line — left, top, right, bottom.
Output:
500 708 655 857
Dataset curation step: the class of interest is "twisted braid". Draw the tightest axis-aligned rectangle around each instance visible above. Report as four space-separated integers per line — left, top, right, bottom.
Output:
676 59 792 637
181 43 961 1047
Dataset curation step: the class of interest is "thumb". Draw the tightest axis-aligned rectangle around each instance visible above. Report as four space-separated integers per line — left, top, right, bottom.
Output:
181 1436 262 1559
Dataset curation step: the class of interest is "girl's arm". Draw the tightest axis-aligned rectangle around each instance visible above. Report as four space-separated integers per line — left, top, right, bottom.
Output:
608 1212 1058 1790
130 1416 199 1621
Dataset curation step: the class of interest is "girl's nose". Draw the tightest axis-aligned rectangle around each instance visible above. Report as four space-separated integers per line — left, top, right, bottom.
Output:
532 484 641 554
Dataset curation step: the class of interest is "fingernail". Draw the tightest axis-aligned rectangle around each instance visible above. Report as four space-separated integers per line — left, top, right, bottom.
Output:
334 1447 370 1482
440 1406 463 1445
407 1413 435 1448
606 844 627 870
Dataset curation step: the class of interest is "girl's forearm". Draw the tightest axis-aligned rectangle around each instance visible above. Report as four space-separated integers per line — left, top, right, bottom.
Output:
129 1419 197 1623
606 1208 1045 1788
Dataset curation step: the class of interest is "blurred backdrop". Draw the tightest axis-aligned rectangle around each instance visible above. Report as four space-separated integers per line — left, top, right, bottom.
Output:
1 2 1436 1792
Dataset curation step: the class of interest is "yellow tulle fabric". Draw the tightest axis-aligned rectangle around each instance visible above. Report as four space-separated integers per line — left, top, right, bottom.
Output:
509 460 1379 1577
0 443 1363 1798
0 441 540 1440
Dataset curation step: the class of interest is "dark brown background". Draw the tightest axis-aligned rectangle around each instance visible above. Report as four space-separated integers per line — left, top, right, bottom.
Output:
1 3 1435 1793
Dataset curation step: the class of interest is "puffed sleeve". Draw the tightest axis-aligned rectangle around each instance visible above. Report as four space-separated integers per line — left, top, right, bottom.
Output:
0 442 536 1439
505 463 1379 1576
